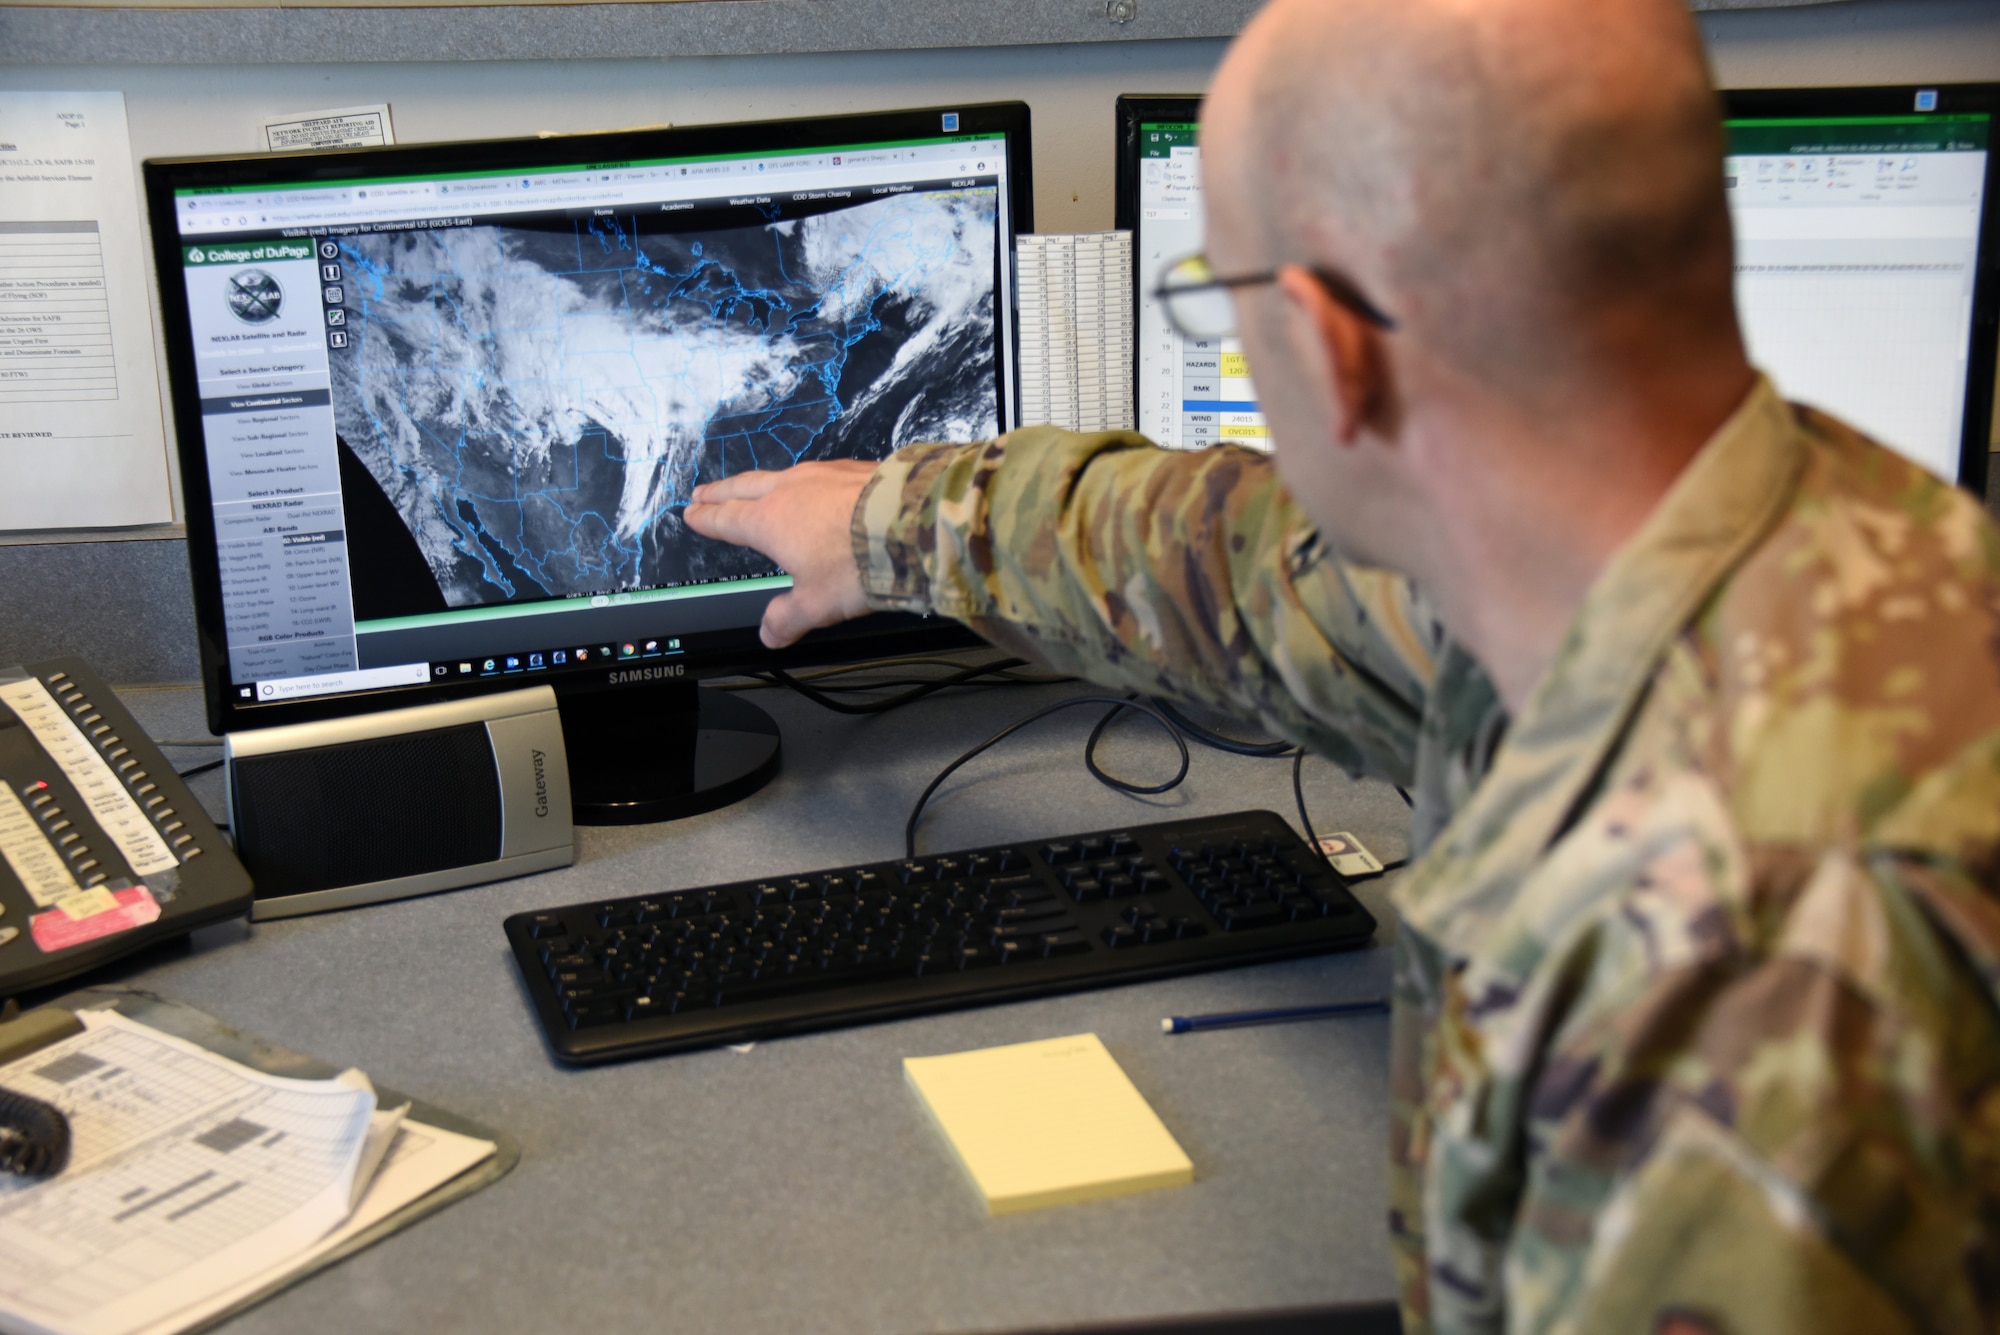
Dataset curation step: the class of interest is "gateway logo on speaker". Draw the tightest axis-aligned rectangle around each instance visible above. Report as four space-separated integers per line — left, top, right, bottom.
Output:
532 748 549 818
608 665 684 685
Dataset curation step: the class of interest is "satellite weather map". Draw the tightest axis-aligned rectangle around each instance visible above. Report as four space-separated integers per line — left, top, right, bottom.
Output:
327 187 1001 608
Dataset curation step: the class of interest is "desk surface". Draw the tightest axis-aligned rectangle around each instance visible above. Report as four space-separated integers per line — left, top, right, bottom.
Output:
98 675 1410 1335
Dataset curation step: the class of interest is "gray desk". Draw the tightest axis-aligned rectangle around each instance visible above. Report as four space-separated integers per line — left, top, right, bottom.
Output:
100 676 1410 1335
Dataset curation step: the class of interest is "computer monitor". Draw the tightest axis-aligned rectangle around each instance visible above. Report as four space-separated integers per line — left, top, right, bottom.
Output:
1116 87 1998 491
144 103 1032 822
1723 84 1997 493
1114 96 1268 452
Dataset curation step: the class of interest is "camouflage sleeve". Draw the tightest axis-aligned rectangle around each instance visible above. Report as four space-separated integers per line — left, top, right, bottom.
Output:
851 427 1438 781
1510 850 2000 1335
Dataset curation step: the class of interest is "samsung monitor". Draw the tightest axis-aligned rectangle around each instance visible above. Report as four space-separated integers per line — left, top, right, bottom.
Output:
144 103 1032 822
1116 87 1998 491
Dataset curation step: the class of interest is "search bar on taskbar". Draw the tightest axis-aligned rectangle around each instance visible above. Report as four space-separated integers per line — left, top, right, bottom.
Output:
254 662 431 702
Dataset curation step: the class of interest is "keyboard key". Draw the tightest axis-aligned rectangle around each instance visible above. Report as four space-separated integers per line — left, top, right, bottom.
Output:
1039 931 1091 958
526 914 567 940
1068 878 1104 904
994 918 1074 943
995 903 1068 926
1220 903 1286 931
1041 842 1081 865
1100 925 1138 949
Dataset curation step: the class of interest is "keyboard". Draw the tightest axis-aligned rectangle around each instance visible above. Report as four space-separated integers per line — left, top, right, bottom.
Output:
506 809 1379 1063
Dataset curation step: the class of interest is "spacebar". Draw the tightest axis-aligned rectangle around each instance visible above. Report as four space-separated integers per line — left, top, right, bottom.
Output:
715 960 913 1007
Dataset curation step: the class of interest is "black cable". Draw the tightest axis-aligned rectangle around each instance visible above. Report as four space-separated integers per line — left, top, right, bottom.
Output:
1292 748 1324 862
155 738 223 749
175 758 224 780
772 657 1035 716
906 695 1190 857
1151 698 1296 758
1394 786 1413 806
1081 698 1194 795
716 655 1065 693
755 672 1047 696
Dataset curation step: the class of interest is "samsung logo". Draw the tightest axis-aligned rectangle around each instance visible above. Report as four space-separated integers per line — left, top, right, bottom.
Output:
608 666 684 684
532 747 548 817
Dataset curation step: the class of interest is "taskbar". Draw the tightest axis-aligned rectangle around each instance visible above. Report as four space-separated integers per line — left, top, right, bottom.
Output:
239 634 690 704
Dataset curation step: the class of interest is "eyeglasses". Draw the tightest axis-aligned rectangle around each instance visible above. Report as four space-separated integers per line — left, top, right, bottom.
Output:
1149 253 1396 341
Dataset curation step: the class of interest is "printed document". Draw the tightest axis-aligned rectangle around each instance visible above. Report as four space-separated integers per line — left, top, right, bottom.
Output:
0 1011 377 1335
0 91 174 531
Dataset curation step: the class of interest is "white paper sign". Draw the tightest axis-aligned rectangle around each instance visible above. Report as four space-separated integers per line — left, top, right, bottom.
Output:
260 103 394 153
0 91 175 530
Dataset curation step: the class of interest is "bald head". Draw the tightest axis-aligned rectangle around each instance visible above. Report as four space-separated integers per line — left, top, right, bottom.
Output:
1204 0 1741 399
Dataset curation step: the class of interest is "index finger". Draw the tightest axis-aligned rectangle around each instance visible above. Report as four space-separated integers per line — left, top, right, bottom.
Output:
689 471 783 506
682 495 759 546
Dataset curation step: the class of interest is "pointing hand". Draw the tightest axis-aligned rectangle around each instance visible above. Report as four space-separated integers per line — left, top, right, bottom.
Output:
684 461 879 649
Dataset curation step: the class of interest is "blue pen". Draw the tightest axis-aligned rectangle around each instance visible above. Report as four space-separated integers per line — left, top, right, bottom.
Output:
1160 998 1390 1034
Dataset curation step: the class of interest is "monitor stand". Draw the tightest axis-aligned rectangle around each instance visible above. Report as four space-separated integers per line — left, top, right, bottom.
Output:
558 679 781 825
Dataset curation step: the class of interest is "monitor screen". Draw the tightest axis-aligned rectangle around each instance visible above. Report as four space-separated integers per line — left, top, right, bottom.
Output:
146 104 1029 734
1117 88 1998 490
1115 98 1269 452
1724 87 1996 487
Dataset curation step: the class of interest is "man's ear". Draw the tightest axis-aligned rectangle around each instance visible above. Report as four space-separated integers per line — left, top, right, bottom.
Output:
1275 264 1386 445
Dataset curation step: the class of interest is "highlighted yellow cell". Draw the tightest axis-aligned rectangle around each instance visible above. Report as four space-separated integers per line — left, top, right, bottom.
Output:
1220 424 1270 439
1219 352 1251 378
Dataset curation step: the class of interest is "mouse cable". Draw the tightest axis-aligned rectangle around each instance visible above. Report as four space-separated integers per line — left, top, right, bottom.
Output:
906 695 1190 858
175 758 225 780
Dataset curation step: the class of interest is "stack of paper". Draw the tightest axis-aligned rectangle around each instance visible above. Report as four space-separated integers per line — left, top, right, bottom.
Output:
1015 232 1136 434
0 1010 495 1335
905 1032 1193 1215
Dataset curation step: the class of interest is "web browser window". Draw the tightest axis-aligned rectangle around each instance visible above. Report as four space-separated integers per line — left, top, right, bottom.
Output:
170 134 1014 702
1134 123 1267 451
1726 112 1990 480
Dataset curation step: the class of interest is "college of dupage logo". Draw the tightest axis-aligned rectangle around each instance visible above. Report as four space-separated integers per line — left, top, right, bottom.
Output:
225 268 284 325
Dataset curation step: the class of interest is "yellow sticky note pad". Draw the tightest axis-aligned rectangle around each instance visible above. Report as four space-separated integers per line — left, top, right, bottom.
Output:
904 1032 1194 1215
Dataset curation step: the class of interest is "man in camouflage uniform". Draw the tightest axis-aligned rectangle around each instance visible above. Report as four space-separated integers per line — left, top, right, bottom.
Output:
688 0 2000 1329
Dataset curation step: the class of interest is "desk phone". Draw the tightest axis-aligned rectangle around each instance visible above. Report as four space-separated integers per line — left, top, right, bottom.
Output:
0 658 252 997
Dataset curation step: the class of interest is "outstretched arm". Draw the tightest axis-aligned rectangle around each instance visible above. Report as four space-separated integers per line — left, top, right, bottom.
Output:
688 429 1440 782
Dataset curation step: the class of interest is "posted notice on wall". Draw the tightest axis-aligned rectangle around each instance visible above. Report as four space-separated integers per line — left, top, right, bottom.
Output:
0 90 175 530
261 103 395 152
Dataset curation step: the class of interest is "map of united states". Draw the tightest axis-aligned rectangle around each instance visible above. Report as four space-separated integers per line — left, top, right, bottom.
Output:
326 188 999 607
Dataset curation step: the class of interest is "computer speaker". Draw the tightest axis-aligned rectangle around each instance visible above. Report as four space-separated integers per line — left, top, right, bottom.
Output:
224 685 574 919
